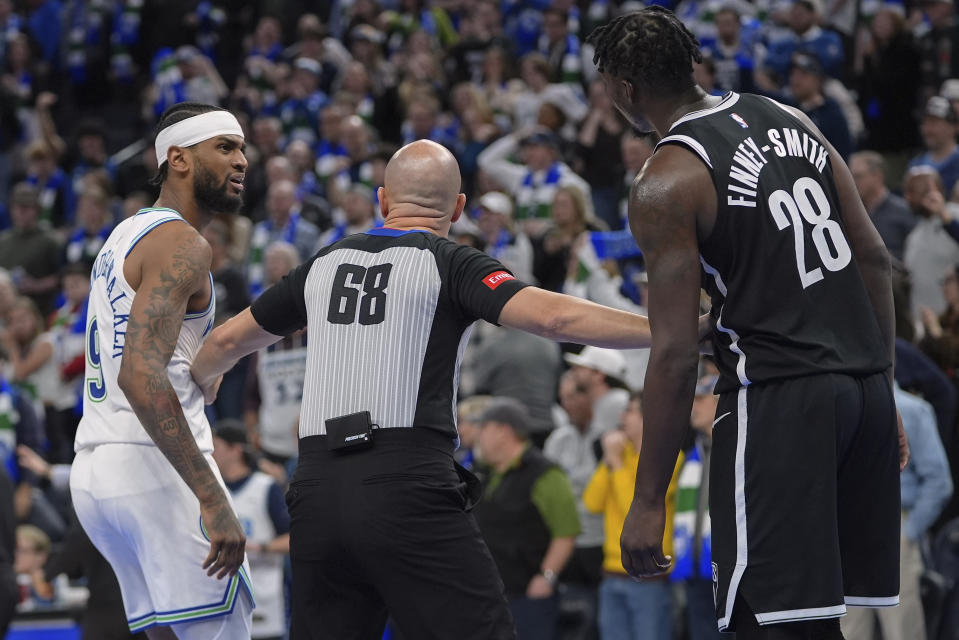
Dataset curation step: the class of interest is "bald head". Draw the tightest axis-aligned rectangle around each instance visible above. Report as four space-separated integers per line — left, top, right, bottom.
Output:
383 140 463 216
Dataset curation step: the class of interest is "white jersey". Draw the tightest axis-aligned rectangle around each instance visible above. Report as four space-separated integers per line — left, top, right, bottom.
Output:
75 208 216 452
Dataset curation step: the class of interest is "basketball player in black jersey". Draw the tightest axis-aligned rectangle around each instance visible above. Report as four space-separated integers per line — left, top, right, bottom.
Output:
588 8 910 640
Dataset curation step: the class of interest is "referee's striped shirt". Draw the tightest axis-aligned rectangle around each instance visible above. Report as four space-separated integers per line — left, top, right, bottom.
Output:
251 227 529 442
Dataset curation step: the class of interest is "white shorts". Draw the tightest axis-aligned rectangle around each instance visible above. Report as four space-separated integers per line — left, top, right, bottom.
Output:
71 443 254 635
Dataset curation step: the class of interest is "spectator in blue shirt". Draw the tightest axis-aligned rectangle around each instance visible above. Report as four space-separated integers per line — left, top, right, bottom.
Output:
765 0 844 80
909 95 959 196
783 52 853 159
842 386 952 640
698 6 756 93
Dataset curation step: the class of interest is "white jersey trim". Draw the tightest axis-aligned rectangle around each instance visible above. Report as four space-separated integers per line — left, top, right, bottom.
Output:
670 92 740 130
717 387 750 632
844 595 899 607
752 604 847 625
185 272 216 320
700 257 750 386
125 216 186 257
656 135 713 169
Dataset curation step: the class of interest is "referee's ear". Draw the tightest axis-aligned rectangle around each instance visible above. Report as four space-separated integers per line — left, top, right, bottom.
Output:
378 186 389 219
451 193 466 223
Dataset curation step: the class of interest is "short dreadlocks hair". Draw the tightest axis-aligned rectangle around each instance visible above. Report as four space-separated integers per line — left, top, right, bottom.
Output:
587 7 703 97
150 102 227 186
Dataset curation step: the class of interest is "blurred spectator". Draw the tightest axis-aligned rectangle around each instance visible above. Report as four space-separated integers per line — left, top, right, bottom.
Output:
314 105 349 182
545 370 603 637
174 45 228 106
564 346 630 439
479 127 591 235
245 242 306 467
0 183 61 314
470 322 562 449
699 6 756 94
576 79 626 230
3 297 58 411
247 179 320 297
918 0 959 101
279 57 329 145
212 421 290 640
534 185 602 293
849 151 916 260
44 262 89 463
473 191 535 283
672 372 723 640
778 52 853 159
13 524 52 607
3 32 45 110
64 185 113 266
203 218 250 422
765 0 845 79
204 218 250 328
0 269 14 329
842 385 952 640
583 392 681 640
23 140 68 228
903 166 959 315
909 95 959 195
512 53 587 132
316 182 379 249
65 120 115 223
455 394 494 471
0 467 14 636
538 8 584 86
474 398 580 640
855 5 922 152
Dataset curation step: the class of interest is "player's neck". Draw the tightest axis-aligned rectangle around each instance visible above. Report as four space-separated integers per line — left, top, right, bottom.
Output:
659 86 717 134
154 186 211 230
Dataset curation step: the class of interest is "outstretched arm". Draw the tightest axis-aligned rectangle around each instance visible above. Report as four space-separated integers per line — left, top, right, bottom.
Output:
498 286 651 349
118 228 245 579
191 307 283 402
619 149 708 579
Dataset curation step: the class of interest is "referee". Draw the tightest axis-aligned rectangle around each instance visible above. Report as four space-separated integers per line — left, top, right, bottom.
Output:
192 140 656 640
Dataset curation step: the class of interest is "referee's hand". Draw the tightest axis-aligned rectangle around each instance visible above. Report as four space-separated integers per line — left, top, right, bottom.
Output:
200 497 247 579
620 498 672 579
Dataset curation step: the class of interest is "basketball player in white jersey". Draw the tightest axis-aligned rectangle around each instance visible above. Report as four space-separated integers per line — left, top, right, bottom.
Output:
70 102 254 639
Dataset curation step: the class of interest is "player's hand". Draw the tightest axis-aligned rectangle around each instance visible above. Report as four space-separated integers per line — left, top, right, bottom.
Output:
200 497 246 579
698 313 714 354
191 366 222 405
896 409 910 472
620 498 671 579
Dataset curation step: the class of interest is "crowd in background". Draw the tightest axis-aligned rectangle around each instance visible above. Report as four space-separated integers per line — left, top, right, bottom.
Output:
1 0 959 638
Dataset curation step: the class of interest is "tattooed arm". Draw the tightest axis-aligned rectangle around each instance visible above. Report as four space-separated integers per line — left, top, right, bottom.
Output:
619 147 711 580
118 226 245 579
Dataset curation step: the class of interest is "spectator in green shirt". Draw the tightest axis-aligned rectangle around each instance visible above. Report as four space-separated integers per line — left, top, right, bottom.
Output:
474 397 580 640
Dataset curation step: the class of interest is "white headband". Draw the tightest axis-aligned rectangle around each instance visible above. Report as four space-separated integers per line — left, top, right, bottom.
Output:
155 111 244 167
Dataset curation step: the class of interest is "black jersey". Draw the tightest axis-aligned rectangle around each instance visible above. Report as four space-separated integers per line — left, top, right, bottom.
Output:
250 227 528 442
658 93 890 393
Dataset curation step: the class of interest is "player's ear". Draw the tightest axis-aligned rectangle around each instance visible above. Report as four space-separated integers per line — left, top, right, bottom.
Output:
451 193 466 223
167 146 191 176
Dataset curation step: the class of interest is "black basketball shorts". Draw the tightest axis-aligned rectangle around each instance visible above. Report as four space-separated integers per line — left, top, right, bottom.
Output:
709 371 900 632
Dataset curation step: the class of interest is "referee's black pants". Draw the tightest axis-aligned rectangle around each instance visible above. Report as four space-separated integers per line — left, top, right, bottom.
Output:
288 430 516 640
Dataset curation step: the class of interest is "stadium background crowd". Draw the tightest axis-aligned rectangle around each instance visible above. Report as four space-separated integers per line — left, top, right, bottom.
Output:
1 0 959 638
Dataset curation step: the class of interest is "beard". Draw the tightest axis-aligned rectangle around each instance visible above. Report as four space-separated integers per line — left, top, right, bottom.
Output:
193 160 242 214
